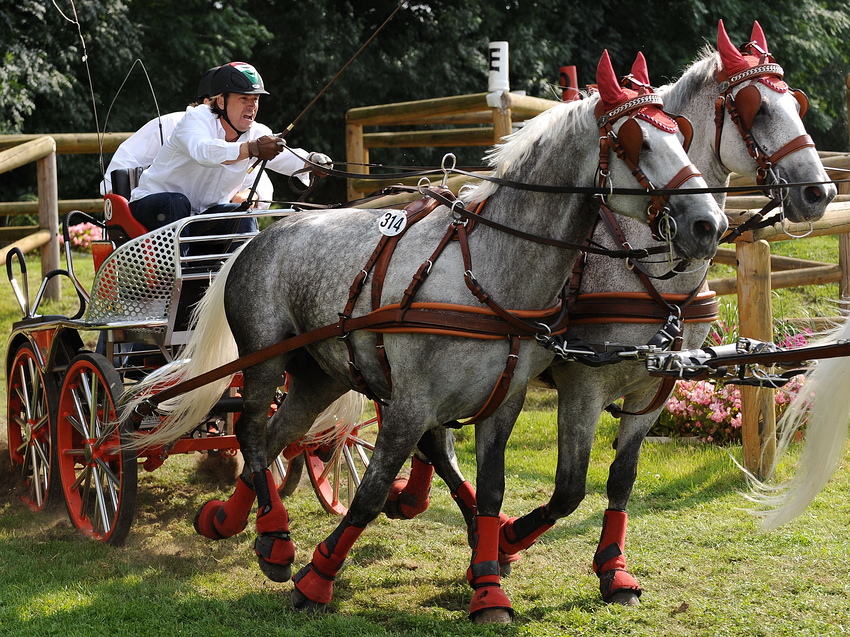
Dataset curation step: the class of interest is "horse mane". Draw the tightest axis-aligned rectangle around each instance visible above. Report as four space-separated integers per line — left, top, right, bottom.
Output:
464 95 599 204
657 46 720 113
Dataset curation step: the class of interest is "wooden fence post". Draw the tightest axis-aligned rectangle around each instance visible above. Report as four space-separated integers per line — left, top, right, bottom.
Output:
736 239 775 477
36 149 61 301
346 123 366 202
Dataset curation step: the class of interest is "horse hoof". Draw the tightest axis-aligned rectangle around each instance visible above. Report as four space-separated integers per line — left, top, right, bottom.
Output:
472 609 513 624
257 556 292 583
291 587 327 614
607 590 641 606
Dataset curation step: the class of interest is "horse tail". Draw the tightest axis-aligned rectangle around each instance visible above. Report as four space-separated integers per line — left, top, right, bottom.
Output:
749 317 850 529
120 246 244 449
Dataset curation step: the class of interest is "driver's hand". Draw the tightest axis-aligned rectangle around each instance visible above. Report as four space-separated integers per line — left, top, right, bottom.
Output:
307 152 333 178
248 135 284 160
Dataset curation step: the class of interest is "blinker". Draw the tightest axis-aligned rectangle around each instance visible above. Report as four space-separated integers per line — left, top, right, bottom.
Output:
790 88 808 119
734 84 763 130
673 115 694 152
616 117 644 165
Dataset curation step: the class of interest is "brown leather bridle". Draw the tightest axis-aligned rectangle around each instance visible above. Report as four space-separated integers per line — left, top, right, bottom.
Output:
714 58 813 187
595 95 702 242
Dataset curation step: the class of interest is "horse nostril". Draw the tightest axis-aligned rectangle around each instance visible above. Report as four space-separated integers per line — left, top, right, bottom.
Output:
803 185 827 204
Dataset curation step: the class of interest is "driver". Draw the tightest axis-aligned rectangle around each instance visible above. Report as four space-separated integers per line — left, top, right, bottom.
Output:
101 66 274 209
128 61 332 231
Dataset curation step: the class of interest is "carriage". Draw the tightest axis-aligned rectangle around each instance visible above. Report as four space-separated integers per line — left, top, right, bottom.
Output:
5 193 379 546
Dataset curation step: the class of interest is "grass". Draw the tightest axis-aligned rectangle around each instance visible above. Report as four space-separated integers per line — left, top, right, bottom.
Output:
0 241 848 636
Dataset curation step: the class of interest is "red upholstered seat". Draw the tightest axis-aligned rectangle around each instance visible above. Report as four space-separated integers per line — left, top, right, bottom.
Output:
104 193 149 244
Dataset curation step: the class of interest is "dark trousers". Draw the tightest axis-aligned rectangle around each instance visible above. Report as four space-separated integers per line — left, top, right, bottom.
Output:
129 193 258 234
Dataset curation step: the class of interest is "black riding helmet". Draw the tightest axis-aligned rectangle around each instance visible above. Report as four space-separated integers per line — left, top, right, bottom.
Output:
209 62 269 137
210 62 269 96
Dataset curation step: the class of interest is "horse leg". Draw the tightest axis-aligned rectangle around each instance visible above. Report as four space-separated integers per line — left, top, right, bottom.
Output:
291 402 429 613
192 355 294 542
498 374 599 574
411 400 528 576
383 453 435 520
592 391 663 606
255 361 352 583
467 390 526 624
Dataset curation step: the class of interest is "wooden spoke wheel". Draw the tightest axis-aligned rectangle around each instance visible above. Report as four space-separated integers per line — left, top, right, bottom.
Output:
55 353 137 546
7 343 59 511
305 405 381 516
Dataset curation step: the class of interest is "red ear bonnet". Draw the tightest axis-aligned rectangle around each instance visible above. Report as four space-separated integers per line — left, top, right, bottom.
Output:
596 50 629 112
629 51 651 87
717 19 787 91
595 50 677 134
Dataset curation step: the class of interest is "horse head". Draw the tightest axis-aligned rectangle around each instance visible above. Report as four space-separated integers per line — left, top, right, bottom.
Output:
716 19 836 222
596 50 727 261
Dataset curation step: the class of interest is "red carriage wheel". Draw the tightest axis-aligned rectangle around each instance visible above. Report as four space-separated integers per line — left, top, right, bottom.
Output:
271 451 305 497
305 404 381 516
55 353 137 546
7 343 59 511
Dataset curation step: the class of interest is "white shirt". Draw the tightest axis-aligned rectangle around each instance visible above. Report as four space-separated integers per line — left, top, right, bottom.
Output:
100 112 183 194
129 105 302 213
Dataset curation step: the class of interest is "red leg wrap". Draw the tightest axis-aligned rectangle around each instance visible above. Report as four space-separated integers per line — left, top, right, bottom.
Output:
593 509 642 601
385 456 434 519
193 475 255 539
451 481 477 516
467 515 502 588
311 514 365 576
467 515 513 620
293 515 365 605
253 470 294 571
499 505 554 555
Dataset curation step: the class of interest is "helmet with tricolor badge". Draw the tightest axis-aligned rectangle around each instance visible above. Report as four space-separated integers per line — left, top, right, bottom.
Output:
210 62 269 96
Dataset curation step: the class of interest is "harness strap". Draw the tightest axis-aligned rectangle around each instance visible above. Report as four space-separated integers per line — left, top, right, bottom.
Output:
461 336 521 425
369 191 452 391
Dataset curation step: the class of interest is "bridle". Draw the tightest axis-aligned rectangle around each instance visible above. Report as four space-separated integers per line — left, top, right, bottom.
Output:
595 93 702 243
714 47 813 189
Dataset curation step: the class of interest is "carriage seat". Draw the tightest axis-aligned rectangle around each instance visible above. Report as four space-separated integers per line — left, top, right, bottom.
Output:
104 168 149 245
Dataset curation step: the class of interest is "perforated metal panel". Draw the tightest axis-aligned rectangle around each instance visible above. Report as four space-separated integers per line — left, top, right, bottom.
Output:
85 224 179 326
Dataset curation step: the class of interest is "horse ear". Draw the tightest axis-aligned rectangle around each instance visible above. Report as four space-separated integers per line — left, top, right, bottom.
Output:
717 19 745 75
630 51 650 86
597 50 627 110
750 21 768 53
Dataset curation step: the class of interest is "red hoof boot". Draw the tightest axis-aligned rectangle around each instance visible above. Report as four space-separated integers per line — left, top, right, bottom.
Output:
293 563 335 607
598 569 642 605
498 548 522 576
469 586 514 624
593 509 642 604
254 532 295 582
193 476 255 539
383 456 434 519
194 499 227 539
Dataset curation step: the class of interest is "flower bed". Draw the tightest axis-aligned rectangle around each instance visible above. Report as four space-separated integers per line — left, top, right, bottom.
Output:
649 317 811 444
60 222 102 252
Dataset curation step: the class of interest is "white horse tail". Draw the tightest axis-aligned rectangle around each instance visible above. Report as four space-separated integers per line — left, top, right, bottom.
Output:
749 317 850 529
120 246 244 449
300 390 369 446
